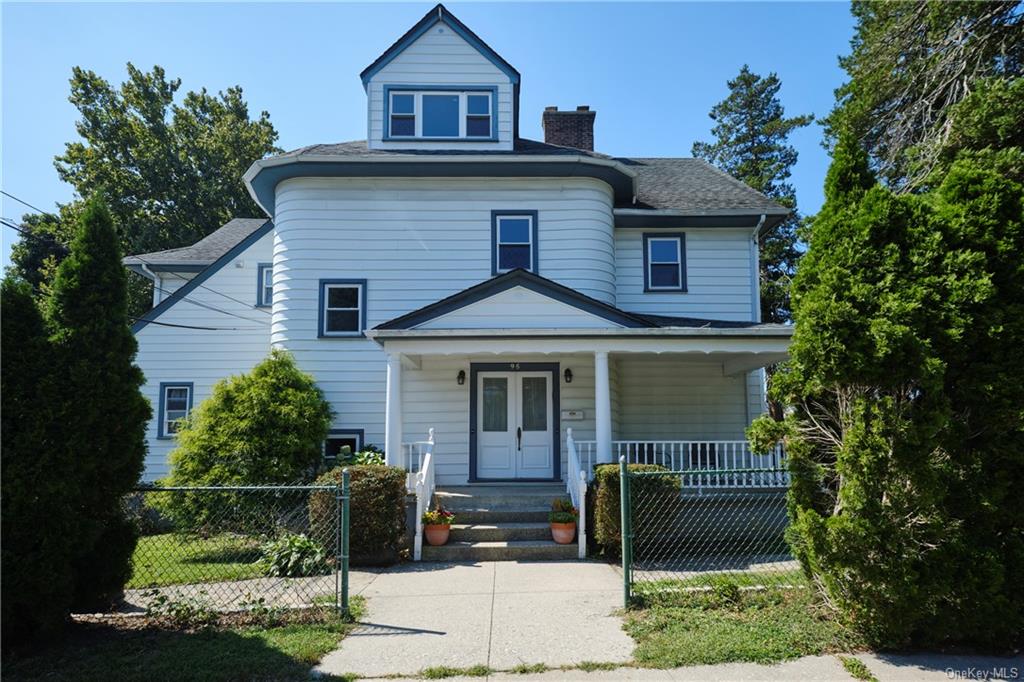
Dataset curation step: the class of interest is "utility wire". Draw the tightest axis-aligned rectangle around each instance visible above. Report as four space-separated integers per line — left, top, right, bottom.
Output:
1 189 53 216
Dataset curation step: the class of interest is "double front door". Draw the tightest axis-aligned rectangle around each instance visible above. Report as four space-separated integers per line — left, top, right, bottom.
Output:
476 371 554 479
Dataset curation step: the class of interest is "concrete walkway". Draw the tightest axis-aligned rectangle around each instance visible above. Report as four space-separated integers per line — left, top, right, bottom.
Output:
316 560 632 678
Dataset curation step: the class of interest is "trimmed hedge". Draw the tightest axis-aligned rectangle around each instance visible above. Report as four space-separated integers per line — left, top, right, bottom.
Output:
310 465 407 566
591 463 673 558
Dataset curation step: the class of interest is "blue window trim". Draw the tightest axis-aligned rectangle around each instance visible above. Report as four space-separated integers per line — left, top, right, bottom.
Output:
491 210 539 276
642 232 687 293
318 279 368 338
383 85 498 142
256 263 273 307
157 382 194 439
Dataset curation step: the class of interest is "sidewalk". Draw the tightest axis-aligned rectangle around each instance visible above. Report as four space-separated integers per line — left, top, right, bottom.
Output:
317 560 633 678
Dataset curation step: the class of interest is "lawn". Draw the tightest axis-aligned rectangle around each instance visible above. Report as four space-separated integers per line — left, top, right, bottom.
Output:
128 533 264 588
625 587 864 667
632 567 809 594
4 600 365 682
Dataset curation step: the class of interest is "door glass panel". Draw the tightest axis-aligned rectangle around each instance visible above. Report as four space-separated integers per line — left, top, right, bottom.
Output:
521 376 547 431
482 378 508 432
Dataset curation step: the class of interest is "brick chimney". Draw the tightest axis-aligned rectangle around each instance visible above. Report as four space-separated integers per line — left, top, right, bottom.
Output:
541 105 596 151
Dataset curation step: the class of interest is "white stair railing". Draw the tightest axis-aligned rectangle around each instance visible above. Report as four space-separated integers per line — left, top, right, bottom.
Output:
413 428 436 562
565 428 587 559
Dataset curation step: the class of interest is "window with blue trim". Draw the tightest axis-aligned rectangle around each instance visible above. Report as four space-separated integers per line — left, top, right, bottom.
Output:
320 281 365 336
159 383 193 437
257 263 273 307
387 89 495 140
644 234 686 292
493 213 538 273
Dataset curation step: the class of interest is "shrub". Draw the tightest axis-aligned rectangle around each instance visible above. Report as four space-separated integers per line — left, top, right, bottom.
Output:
309 465 407 566
591 463 672 558
260 533 330 578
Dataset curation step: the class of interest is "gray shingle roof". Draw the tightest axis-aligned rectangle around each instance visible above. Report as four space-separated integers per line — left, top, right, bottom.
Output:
271 139 786 214
124 218 270 266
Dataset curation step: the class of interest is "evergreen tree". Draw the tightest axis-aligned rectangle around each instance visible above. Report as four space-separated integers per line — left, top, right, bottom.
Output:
46 196 151 610
692 65 813 323
1 278 75 646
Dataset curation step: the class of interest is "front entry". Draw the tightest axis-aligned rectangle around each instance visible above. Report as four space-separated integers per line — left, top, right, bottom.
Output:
470 363 559 481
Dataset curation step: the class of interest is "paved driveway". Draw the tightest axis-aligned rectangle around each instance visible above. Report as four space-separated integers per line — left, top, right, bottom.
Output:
316 560 632 678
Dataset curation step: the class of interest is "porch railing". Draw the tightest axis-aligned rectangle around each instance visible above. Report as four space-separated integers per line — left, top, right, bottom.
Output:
402 429 435 493
407 428 436 561
573 440 788 489
565 428 587 559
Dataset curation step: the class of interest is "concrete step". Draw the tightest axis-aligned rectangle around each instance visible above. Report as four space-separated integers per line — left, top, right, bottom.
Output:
449 522 552 543
421 539 578 562
450 507 550 524
435 486 567 511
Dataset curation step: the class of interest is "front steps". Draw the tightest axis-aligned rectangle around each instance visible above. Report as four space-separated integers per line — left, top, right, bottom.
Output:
421 485 579 562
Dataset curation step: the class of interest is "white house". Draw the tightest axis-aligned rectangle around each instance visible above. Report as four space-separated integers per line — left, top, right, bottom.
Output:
126 4 792 560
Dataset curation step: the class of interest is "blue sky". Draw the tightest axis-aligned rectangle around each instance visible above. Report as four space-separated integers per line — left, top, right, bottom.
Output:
1 2 854 269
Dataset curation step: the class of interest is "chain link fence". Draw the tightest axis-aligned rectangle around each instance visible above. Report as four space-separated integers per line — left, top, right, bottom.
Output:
120 481 350 616
620 464 805 605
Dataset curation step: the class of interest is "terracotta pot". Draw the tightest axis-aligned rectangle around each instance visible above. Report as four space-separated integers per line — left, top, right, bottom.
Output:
424 524 451 546
550 521 576 544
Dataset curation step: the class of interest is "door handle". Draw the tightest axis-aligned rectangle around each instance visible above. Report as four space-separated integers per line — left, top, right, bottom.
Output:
516 427 522 451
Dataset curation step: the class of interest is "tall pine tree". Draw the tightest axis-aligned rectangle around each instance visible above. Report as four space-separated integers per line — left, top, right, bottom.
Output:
692 65 812 324
47 196 151 610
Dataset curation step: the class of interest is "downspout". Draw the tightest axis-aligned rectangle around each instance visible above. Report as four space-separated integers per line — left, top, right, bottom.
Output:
746 214 767 425
140 264 163 307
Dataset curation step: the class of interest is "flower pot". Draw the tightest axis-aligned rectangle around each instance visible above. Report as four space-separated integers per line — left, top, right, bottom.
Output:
550 521 576 544
424 524 451 546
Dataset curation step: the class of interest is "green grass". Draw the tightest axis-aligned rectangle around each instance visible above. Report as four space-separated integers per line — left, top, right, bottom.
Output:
625 588 864 668
839 655 878 681
510 663 548 674
576 661 619 672
4 604 366 682
128 533 264 588
421 664 492 678
633 567 809 595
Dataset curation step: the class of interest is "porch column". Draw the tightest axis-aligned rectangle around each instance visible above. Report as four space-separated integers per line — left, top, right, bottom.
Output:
384 353 402 467
595 351 613 464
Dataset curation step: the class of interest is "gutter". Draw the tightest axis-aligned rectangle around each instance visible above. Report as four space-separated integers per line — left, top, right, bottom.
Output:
366 326 794 342
139 263 163 306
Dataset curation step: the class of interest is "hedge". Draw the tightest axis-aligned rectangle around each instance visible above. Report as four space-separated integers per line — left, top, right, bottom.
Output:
310 465 407 566
591 463 673 558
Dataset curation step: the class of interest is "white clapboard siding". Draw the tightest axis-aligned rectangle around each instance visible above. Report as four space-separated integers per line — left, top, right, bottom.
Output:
416 286 622 330
367 23 514 150
614 356 750 441
155 272 198 300
615 228 755 321
135 233 273 480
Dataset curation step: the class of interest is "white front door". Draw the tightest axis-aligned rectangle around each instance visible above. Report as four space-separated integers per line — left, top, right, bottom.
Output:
476 371 554 479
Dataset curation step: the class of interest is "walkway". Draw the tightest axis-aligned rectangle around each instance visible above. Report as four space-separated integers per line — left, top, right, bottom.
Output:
316 560 632 678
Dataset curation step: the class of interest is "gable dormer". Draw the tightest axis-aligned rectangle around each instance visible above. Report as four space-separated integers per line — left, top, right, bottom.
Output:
361 4 519 151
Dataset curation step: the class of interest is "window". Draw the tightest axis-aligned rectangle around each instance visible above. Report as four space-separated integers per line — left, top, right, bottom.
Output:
643 234 686 292
324 429 364 464
385 87 496 140
318 280 367 337
158 382 193 438
492 211 538 274
257 263 273 307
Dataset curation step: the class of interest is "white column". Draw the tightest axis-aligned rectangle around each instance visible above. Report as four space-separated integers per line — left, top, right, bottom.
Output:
384 353 403 467
595 351 612 464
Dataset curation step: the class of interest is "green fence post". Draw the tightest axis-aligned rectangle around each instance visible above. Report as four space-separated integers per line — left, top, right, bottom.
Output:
341 468 351 617
619 455 632 608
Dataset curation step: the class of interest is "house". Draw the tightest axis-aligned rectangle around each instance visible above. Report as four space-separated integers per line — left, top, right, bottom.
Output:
126 4 792 560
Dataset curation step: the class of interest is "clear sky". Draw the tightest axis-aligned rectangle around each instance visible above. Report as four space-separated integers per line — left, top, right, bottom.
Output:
1 1 854 269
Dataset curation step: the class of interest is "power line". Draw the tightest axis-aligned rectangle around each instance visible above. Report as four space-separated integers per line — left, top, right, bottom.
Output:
1 190 54 217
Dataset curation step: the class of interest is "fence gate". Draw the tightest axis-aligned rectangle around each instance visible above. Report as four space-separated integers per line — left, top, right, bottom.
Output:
619 458 801 606
125 473 351 616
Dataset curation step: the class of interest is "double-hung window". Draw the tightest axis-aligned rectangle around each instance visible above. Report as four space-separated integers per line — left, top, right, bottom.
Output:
319 280 366 337
387 88 496 140
257 263 273 307
158 382 193 438
492 211 538 274
643 234 686 292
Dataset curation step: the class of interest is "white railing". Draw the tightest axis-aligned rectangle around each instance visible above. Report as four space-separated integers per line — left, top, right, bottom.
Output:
402 429 435 493
409 428 436 562
572 440 788 489
565 428 588 559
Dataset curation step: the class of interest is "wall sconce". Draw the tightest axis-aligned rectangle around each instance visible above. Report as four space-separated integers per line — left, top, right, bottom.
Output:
457 370 466 386
564 368 573 383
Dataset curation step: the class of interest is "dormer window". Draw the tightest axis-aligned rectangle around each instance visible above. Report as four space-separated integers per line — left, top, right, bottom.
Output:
385 87 496 141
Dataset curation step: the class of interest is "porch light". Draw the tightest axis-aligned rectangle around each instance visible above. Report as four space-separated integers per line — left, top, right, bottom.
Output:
564 368 573 383
457 370 466 385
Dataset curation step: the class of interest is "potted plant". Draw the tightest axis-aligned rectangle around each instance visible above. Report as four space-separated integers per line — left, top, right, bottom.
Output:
422 506 455 546
549 497 578 544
